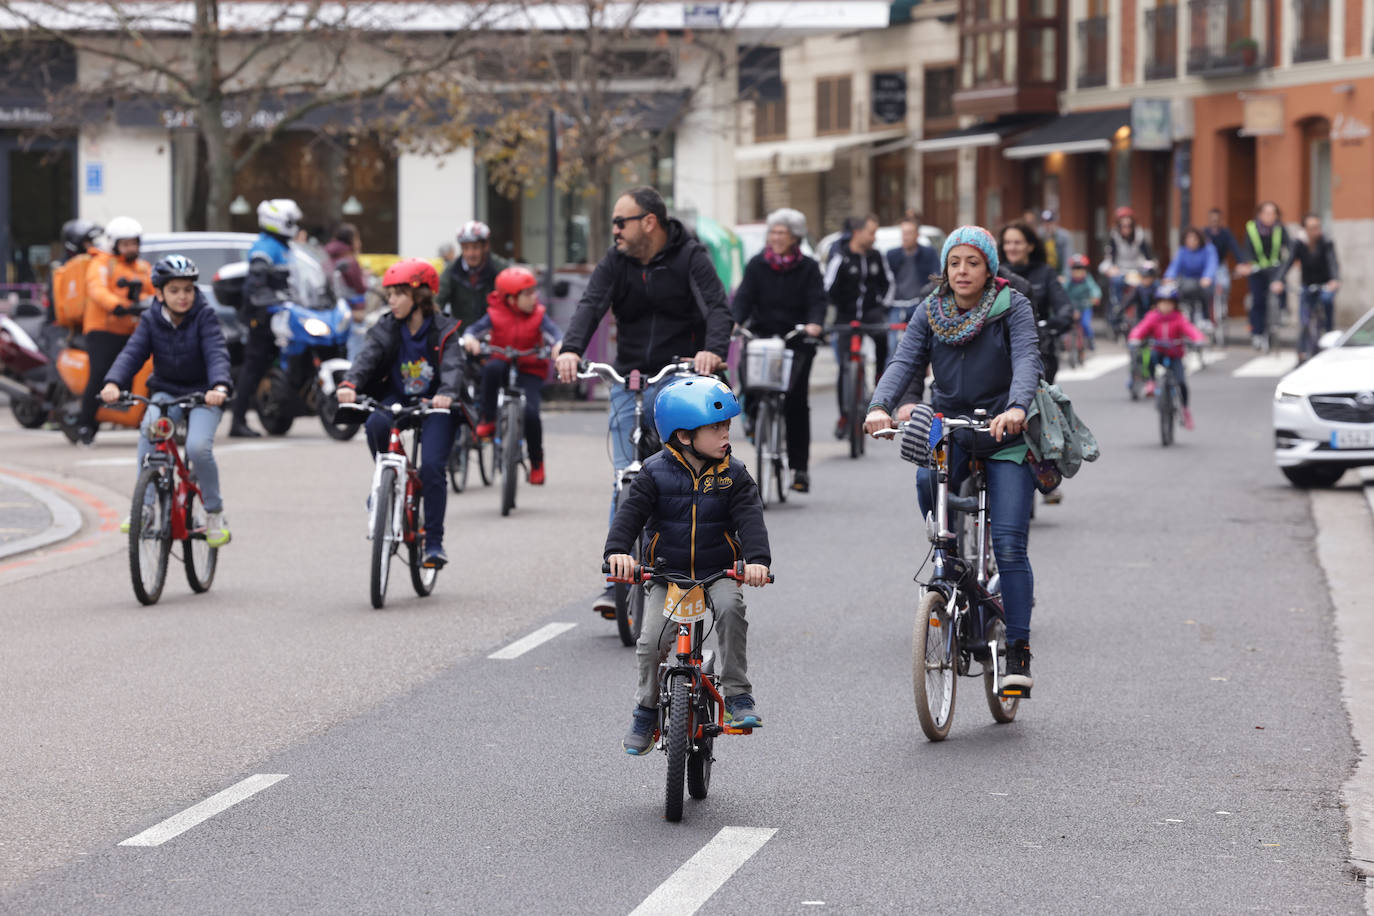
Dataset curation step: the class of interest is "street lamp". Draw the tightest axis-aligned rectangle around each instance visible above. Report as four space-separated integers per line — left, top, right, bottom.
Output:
342 196 364 216
229 195 251 215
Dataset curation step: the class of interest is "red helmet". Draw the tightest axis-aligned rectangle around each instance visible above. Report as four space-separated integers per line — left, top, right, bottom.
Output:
1114 206 1135 221
495 266 538 297
1068 254 1090 269
382 258 439 293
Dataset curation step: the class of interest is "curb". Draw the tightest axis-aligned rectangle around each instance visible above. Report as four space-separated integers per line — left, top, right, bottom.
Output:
0 469 83 560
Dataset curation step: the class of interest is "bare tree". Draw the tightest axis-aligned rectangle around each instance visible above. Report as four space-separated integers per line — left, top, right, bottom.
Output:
0 0 501 228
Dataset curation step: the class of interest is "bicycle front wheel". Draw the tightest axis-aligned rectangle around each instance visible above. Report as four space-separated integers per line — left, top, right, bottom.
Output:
448 425 472 493
129 467 172 605
913 590 956 741
773 407 789 504
408 487 438 597
370 467 397 609
182 486 218 593
665 675 690 822
847 361 865 459
614 535 644 647
499 405 521 516
754 400 773 509
1158 378 1175 446
983 617 1019 723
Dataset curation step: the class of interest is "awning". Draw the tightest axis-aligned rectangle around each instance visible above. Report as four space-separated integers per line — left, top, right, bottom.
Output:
914 115 1047 152
733 127 907 176
1002 108 1132 159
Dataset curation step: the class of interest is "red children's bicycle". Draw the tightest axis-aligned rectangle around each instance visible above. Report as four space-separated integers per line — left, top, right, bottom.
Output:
120 393 220 605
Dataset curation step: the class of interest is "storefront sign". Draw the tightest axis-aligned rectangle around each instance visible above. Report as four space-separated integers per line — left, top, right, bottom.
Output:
872 72 908 125
1333 113 1371 143
0 106 53 126
1239 95 1283 137
1130 98 1172 150
683 4 722 27
778 149 834 175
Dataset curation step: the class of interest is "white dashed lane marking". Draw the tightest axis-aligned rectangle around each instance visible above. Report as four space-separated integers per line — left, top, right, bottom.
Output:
629 826 777 916
118 774 288 847
487 623 578 660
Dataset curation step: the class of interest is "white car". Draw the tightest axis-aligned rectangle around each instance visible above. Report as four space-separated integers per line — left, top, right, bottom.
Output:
1272 307 1374 487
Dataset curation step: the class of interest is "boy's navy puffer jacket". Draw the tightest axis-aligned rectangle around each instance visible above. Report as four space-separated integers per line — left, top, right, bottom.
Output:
104 289 233 397
604 443 771 576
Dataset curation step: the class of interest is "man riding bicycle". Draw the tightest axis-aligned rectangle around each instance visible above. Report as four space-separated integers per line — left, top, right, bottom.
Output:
1275 212 1340 361
555 185 733 617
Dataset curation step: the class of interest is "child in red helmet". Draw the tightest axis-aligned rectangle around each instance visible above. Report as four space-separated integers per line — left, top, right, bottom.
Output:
461 266 563 485
338 257 463 567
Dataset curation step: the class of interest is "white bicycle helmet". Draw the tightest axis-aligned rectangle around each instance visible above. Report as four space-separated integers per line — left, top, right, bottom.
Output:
105 216 143 244
258 198 302 237
456 220 491 244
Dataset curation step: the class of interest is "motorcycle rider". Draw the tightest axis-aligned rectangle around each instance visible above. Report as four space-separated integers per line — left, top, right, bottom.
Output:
77 216 152 446
437 221 509 331
229 198 301 438
45 220 102 364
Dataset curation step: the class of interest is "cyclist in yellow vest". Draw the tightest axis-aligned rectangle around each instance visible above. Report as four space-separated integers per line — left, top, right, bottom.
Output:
1240 201 1290 349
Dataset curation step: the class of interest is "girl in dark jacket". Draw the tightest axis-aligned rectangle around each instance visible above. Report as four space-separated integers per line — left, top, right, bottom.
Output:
865 226 1041 694
731 208 826 492
999 221 1073 384
338 258 462 568
101 255 234 546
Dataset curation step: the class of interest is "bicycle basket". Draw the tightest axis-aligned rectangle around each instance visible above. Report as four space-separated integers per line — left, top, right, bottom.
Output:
898 403 936 467
742 338 793 392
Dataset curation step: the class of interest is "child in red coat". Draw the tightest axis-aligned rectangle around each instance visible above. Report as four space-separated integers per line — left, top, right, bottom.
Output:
1128 285 1208 429
461 267 563 484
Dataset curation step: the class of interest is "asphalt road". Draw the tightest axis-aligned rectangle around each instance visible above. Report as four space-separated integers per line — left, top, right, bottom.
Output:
0 346 1365 913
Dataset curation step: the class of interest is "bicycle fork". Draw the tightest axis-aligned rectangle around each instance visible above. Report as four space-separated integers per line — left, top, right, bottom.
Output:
366 455 406 541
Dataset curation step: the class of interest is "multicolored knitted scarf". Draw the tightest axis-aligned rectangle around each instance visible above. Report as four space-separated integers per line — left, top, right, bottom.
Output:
763 245 802 271
925 281 998 346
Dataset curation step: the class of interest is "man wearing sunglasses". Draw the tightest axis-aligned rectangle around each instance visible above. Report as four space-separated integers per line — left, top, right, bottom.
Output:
557 185 733 616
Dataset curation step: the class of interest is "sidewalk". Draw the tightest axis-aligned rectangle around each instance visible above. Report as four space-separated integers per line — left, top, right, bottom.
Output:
0 470 83 560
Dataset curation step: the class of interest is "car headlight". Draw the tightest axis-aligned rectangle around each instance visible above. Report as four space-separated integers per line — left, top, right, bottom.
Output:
303 317 331 338
1274 388 1302 403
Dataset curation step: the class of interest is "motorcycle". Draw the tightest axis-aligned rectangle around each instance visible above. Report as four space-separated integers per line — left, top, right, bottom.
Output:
0 301 53 428
213 262 358 440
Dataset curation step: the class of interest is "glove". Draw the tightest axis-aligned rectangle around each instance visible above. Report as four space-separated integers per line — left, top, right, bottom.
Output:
898 403 936 468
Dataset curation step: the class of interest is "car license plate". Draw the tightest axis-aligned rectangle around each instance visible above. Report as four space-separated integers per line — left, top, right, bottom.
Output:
1331 428 1374 449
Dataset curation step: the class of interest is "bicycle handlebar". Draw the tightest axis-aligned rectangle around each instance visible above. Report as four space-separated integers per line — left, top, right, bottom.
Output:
601 560 774 586
577 359 696 387
733 324 823 346
871 413 993 440
478 343 553 360
821 321 907 337
336 394 451 420
1131 338 1202 348
116 391 205 409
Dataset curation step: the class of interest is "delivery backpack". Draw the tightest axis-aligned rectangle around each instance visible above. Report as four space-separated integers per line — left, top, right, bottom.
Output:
52 254 92 330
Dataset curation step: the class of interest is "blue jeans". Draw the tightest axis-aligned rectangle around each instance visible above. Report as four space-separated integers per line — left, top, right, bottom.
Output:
136 393 224 512
1299 286 1336 354
607 377 674 526
364 407 456 551
915 441 1035 644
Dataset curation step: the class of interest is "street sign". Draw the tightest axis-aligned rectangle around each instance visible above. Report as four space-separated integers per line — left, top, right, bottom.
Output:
85 162 103 195
872 72 908 125
684 4 721 28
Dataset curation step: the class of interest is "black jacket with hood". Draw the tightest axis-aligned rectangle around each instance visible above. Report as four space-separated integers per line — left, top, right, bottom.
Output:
341 310 463 401
562 218 733 374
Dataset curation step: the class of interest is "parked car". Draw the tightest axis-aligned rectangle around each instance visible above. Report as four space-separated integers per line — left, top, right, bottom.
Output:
140 232 331 368
815 224 946 271
732 223 818 265
1272 306 1374 487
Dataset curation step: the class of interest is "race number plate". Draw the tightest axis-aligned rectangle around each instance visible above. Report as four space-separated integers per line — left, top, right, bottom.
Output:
664 584 709 622
1331 428 1374 449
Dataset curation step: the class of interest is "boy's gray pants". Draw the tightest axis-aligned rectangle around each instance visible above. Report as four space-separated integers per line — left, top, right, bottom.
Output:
634 579 750 709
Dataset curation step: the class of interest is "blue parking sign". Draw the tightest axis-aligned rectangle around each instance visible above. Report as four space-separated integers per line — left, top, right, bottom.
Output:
85 162 103 195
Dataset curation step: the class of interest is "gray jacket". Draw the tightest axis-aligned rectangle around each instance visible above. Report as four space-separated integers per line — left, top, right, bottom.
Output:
1025 382 1100 477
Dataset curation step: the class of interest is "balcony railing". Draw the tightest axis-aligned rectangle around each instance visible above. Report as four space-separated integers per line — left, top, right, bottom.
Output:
1187 0 1266 75
1293 0 1330 63
1077 17 1108 88
1144 5 1179 80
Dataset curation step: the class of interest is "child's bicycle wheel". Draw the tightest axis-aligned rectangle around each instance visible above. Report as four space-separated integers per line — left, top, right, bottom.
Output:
182 485 218 593
1157 374 1176 446
129 467 172 606
664 674 691 822
370 468 398 609
982 617 1019 723
448 425 473 493
913 590 956 741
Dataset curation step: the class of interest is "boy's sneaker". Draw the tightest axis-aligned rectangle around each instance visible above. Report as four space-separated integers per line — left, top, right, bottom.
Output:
623 705 657 755
529 462 545 485
790 470 810 493
205 511 231 548
1143 380 1155 397
724 693 762 728
475 421 495 439
1042 488 1063 505
423 546 448 569
120 504 154 535
1004 641 1033 692
1182 407 1195 431
594 586 617 620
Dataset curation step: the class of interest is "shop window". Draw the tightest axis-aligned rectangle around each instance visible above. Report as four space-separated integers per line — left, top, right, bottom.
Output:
816 76 852 136
923 67 957 123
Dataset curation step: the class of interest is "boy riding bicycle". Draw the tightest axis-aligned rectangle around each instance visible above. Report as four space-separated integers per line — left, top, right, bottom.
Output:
605 377 771 755
338 258 462 568
460 266 563 485
102 255 234 546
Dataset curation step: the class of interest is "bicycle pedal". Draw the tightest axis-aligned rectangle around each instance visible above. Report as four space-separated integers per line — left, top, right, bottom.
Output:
999 686 1031 699
723 725 754 735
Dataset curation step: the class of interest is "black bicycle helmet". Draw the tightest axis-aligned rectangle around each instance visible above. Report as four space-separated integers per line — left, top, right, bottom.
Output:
898 402 937 468
151 254 200 288
61 219 103 256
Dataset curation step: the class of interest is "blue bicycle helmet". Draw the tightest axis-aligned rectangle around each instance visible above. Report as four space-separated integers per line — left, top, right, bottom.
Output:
151 254 200 289
653 377 741 445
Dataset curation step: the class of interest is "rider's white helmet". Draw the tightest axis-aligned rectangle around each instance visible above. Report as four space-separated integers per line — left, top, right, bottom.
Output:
456 220 491 244
104 216 143 244
258 199 302 237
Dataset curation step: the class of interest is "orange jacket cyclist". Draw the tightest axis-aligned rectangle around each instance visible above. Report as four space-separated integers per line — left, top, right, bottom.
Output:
78 216 153 446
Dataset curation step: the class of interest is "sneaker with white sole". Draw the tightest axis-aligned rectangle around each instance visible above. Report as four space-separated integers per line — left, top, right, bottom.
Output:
205 511 231 548
724 693 762 728
623 705 657 755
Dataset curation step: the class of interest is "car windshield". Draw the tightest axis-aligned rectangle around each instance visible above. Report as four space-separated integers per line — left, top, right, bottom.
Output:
1340 313 1374 347
139 245 246 278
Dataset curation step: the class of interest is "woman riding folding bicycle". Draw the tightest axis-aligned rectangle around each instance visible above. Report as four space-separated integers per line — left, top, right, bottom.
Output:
864 225 1041 693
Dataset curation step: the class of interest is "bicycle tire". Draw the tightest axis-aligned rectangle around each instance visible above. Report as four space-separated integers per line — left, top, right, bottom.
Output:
475 433 494 486
182 486 218 594
773 407 789 504
754 400 773 509
408 484 438 597
319 391 361 440
1158 376 1175 446
665 675 690 822
448 425 472 493
129 466 172 606
847 361 865 459
500 403 520 516
983 617 1019 723
687 688 715 800
370 467 396 609
913 590 956 741
615 535 644 647
1264 290 1279 355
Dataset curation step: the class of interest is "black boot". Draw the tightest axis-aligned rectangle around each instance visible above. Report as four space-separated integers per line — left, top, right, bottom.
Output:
229 422 261 438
